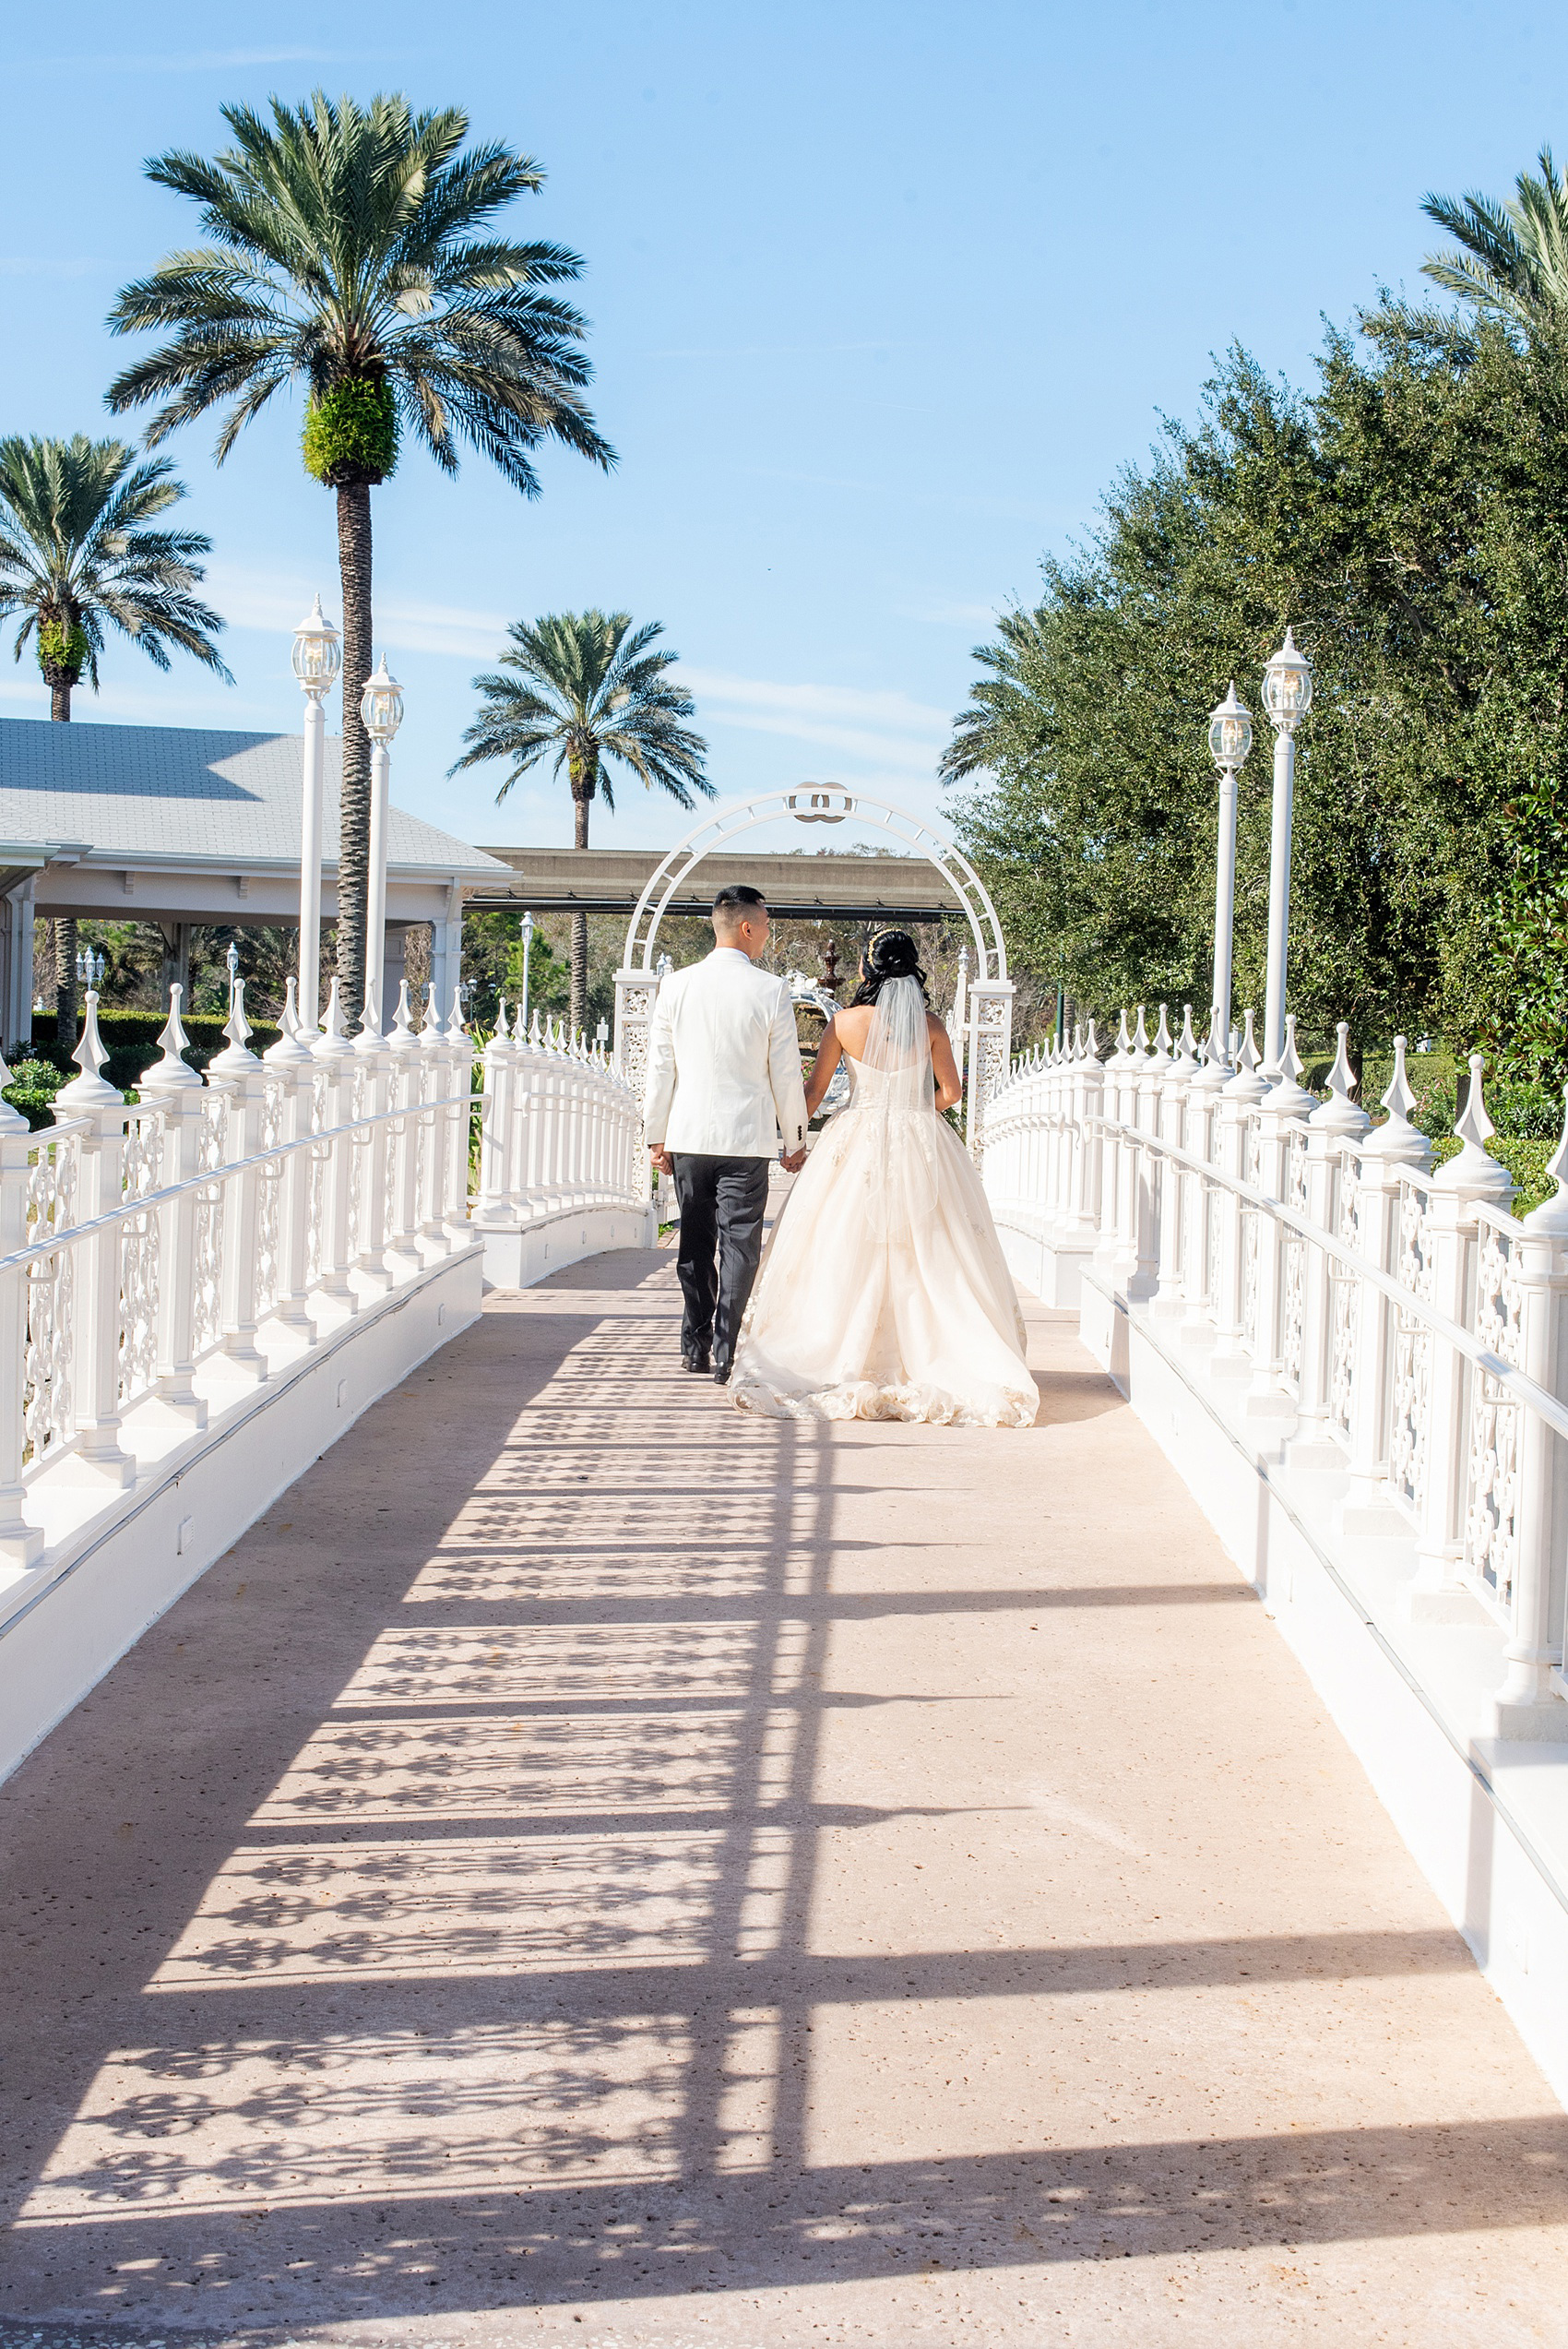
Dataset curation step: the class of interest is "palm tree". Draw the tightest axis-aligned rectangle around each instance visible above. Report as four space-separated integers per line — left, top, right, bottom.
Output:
0 433 230 1036
938 605 1046 781
106 90 614 1023
0 435 229 721
1422 145 1568 336
451 612 712 1033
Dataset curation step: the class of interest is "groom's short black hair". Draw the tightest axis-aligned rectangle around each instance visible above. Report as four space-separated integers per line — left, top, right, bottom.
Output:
713 884 766 915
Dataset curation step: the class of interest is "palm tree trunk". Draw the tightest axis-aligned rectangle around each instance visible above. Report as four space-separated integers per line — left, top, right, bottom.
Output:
570 790 590 1039
47 680 76 1031
336 480 374 1024
54 917 77 1048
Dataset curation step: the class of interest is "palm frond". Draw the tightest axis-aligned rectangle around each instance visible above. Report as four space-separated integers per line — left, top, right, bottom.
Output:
1421 145 1568 335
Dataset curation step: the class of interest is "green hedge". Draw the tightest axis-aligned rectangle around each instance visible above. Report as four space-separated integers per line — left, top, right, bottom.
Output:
29 1007 281 1091
1428 1135 1555 1216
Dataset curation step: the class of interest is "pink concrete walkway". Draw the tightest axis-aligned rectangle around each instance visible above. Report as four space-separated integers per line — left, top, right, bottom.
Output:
1 1241 1565 2348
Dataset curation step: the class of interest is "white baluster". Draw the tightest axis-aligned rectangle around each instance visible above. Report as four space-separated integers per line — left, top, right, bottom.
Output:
1492 1103 1568 1733
1297 1023 1369 1434
140 986 216 1413
1407 1054 1513 1617
208 979 271 1378
262 981 317 1332
1341 1037 1431 1525
53 995 135 1485
0 1055 42 1561
311 980 359 1312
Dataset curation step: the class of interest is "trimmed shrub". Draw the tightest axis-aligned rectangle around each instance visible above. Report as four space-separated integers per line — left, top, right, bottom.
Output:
303 377 398 486
29 1008 282 1087
3 1056 66 1133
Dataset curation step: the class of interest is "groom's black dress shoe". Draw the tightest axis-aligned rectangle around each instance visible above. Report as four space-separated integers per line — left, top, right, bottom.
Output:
682 1351 711 1375
712 1361 731 1385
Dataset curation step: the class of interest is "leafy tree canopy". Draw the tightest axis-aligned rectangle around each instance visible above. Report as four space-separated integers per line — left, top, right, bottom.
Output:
944 304 1568 1080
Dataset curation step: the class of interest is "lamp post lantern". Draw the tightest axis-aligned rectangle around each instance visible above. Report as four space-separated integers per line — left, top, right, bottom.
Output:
291 595 341 1036
1206 680 1253 1060
358 653 404 1038
518 908 536 1034
1259 627 1312 1072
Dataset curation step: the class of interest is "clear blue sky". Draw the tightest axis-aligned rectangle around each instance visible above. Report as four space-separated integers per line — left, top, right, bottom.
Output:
3 0 1562 858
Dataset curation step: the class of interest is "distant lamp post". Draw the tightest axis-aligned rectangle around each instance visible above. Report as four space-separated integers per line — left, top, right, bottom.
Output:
225 940 240 1012
1206 680 1253 1059
76 947 106 990
1260 627 1313 1074
358 653 404 1037
291 594 341 1036
518 909 536 1033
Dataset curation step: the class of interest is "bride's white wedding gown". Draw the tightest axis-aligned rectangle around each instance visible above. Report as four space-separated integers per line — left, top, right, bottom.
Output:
730 978 1038 1426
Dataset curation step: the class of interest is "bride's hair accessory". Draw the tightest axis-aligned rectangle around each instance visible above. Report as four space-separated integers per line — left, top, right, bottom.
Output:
851 928 928 1005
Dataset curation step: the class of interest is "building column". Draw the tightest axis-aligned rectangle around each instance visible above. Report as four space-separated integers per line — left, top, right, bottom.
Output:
429 887 464 1024
1 880 35 1053
383 923 410 1031
159 923 193 1006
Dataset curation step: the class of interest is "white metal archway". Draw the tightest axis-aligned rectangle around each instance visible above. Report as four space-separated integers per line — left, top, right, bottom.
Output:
620 782 1009 985
612 784 1016 1155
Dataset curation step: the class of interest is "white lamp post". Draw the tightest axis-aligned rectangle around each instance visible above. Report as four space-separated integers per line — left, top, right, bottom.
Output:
1206 681 1253 1061
1259 627 1313 1073
291 595 341 1035
518 908 535 1033
358 652 404 1037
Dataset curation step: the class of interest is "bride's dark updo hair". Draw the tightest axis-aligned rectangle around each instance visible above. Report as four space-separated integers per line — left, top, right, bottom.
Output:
849 929 928 1006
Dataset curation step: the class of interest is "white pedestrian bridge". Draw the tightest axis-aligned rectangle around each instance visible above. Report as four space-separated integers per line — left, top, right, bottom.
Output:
2 949 1568 2341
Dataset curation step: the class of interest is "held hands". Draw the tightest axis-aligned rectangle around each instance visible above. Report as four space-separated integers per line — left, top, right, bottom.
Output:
780 1145 807 1174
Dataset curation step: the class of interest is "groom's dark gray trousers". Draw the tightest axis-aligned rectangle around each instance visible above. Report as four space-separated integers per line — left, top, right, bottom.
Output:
671 1153 772 1372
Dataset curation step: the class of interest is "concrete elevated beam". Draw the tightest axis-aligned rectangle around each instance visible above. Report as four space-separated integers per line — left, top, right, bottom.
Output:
469 843 967 921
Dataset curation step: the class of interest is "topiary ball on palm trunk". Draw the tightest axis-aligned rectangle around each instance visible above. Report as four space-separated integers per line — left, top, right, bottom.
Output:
303 378 398 487
36 619 88 683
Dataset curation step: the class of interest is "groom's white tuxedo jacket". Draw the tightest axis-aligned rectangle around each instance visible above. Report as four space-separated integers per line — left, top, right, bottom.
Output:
643 948 809 1159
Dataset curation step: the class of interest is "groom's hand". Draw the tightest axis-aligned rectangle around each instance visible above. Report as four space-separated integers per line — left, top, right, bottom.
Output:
649 1146 673 1175
781 1146 807 1173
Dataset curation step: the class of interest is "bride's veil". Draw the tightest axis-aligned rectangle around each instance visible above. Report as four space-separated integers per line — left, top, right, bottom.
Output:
856 974 941 1241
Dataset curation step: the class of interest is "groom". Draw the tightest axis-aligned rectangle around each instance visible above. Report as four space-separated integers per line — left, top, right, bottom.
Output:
643 885 809 1382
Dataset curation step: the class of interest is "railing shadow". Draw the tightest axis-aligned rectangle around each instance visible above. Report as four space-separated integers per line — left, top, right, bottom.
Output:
0 1242 1564 2331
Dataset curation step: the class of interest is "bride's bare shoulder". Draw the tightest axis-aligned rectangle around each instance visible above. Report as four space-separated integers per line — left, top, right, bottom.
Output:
833 1004 874 1049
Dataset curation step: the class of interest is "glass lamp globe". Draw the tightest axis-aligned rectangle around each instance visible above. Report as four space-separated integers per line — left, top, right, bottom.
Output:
291 594 342 695
360 654 405 743
1207 681 1253 771
1262 626 1313 729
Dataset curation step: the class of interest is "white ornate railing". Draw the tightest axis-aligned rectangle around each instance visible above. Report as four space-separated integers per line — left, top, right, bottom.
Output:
982 1006 1568 1739
0 979 647 1576
474 1004 647 1229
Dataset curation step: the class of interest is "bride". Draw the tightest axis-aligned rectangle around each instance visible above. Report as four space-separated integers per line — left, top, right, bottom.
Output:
730 931 1038 1425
